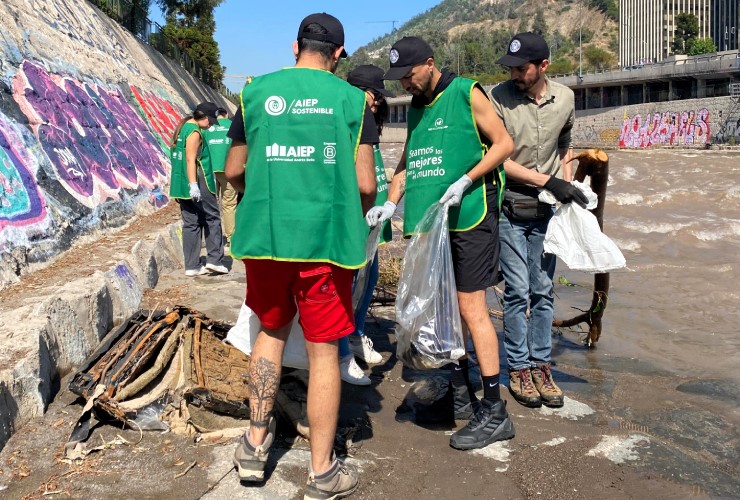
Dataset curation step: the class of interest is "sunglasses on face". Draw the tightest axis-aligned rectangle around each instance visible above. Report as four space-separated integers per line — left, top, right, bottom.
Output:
363 88 384 103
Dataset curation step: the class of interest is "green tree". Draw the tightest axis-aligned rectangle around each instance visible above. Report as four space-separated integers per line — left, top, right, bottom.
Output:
548 57 577 74
583 45 615 69
687 37 717 55
532 10 547 36
590 0 618 21
672 13 699 54
156 0 224 83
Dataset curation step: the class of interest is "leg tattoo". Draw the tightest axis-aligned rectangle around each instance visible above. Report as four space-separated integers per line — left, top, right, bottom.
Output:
249 357 280 428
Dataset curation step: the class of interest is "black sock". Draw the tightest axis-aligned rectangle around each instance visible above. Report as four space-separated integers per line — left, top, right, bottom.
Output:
450 358 475 397
482 374 501 402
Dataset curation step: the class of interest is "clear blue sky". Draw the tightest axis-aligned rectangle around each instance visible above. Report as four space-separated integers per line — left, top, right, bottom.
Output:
151 1 442 92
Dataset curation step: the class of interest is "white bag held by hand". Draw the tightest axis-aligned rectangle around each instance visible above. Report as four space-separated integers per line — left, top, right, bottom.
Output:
540 181 626 273
395 203 465 370
224 303 309 370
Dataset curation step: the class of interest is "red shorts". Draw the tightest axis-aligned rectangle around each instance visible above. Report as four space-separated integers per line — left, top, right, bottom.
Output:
243 259 355 343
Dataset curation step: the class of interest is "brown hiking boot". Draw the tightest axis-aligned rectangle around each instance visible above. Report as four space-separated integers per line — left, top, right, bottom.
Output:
531 364 564 408
304 457 359 499
508 368 542 408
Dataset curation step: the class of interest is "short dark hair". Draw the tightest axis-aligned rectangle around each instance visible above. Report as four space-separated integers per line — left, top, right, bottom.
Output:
298 23 340 60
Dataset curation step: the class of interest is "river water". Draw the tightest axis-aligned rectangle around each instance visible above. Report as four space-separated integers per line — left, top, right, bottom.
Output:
380 144 740 383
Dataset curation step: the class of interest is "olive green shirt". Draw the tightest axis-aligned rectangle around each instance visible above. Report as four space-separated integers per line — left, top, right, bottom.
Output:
490 77 574 185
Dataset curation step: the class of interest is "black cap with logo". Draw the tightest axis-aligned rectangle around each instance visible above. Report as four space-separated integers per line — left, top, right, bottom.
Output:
297 12 348 58
194 101 218 125
496 32 550 67
347 65 395 97
383 37 434 80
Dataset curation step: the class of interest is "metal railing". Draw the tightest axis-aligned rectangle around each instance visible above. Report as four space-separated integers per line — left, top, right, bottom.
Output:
87 0 237 100
551 50 740 81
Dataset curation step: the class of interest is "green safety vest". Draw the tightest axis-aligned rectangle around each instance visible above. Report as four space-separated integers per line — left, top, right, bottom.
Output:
404 77 505 236
230 67 369 269
373 144 393 244
205 117 232 173
169 121 217 199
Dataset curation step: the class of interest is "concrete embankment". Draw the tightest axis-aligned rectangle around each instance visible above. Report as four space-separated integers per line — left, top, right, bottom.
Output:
0 0 232 290
0 0 232 449
0 204 185 451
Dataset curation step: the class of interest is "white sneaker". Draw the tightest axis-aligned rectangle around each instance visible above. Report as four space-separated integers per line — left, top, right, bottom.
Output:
205 262 228 274
339 355 371 386
185 266 208 277
349 336 383 364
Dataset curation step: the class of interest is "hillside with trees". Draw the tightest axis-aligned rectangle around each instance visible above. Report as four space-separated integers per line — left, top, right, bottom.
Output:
342 0 618 87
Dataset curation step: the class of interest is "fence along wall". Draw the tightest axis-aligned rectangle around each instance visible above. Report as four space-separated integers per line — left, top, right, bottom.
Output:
0 0 231 289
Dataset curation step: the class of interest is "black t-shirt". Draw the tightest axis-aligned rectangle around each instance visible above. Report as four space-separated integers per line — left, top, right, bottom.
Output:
227 103 379 144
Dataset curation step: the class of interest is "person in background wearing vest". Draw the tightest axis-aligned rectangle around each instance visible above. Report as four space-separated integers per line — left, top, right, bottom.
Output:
224 13 377 499
337 64 394 386
491 33 588 409
206 107 238 251
373 37 515 451
168 101 228 277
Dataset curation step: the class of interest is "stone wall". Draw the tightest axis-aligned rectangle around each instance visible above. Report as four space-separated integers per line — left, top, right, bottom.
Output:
0 0 232 289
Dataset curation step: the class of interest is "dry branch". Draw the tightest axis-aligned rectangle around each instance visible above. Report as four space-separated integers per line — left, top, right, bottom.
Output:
552 148 611 347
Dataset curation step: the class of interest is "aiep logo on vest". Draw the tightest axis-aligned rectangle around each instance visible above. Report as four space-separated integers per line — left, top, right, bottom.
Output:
428 116 448 132
265 96 287 116
264 96 335 116
266 143 316 162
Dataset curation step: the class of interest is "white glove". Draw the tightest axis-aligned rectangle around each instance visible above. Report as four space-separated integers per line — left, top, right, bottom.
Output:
189 182 201 202
439 175 472 207
365 201 396 227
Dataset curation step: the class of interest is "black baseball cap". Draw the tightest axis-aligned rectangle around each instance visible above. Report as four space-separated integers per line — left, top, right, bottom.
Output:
194 101 218 125
347 65 395 97
383 37 434 80
297 12 348 58
497 32 550 67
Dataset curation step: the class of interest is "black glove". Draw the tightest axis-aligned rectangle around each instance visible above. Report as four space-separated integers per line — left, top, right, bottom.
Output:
544 176 589 208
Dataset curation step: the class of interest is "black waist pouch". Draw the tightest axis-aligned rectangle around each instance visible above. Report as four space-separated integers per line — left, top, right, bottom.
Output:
502 186 553 221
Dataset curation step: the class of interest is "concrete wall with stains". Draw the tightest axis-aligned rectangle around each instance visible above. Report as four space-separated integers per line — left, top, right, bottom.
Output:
572 96 739 149
0 0 233 288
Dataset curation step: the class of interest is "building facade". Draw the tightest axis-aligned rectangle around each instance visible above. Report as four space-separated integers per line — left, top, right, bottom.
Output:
711 0 738 52
618 0 735 67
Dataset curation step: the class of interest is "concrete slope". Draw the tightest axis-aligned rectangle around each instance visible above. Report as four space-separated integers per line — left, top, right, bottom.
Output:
0 0 233 288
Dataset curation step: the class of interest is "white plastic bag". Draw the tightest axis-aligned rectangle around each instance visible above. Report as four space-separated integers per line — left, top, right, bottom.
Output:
224 303 309 370
352 224 382 310
540 181 626 273
395 203 465 370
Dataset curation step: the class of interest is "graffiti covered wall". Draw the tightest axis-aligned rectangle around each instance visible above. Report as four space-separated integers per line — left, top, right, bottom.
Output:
619 109 710 148
572 96 735 149
0 0 231 287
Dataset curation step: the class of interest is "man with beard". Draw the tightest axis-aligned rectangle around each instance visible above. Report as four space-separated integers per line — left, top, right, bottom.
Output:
491 32 588 410
225 12 377 499
371 36 515 450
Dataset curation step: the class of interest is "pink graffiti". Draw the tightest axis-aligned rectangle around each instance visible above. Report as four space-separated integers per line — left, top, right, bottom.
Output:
619 109 710 148
13 60 170 208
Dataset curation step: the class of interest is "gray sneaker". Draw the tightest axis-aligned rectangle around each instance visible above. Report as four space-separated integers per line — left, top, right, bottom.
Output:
233 416 276 482
304 458 359 499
